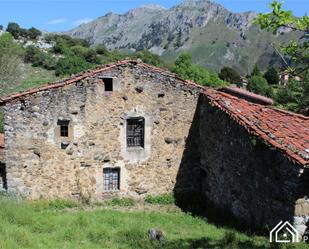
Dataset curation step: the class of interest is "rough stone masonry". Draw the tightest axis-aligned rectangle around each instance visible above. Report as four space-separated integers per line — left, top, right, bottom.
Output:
0 60 308 237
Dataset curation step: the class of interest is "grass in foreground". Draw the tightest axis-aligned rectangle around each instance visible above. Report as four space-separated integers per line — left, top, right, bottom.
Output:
0 197 307 249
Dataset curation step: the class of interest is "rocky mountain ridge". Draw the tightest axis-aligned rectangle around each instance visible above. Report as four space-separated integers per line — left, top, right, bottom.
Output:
67 0 297 74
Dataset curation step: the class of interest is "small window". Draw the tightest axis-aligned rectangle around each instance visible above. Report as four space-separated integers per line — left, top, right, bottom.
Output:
104 78 113 91
103 168 120 191
58 120 70 137
127 117 145 148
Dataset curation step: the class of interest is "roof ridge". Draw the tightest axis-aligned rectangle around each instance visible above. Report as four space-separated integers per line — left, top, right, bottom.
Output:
269 106 309 120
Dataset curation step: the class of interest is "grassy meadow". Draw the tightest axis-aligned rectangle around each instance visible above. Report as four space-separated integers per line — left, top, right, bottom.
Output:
0 195 308 249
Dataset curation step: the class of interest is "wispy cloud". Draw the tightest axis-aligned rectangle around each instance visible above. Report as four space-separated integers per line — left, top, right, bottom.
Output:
47 18 68 25
73 18 93 26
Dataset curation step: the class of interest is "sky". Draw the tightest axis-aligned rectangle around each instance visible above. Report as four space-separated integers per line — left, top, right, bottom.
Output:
0 0 308 32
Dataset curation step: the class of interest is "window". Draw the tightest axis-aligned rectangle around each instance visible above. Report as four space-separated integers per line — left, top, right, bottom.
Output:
127 118 145 148
58 120 70 137
104 78 113 91
103 168 120 191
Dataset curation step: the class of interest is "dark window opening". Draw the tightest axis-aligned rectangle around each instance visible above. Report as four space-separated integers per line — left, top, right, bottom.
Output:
58 120 70 137
103 168 120 191
104 78 113 91
127 118 145 148
0 163 7 190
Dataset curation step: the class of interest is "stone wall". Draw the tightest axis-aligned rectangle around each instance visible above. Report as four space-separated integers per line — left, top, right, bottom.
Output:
3 63 200 200
197 95 308 236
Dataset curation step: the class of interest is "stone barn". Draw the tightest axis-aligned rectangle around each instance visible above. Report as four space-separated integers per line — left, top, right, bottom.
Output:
0 60 308 236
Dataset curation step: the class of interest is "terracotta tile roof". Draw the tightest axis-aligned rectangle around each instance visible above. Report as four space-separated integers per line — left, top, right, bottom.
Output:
0 60 308 166
0 134 4 149
204 88 309 166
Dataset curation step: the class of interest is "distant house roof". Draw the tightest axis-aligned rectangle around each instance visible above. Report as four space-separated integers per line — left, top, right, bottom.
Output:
219 87 274 105
0 60 308 166
0 134 4 149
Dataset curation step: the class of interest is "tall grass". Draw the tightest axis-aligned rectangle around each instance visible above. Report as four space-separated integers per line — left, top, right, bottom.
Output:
0 196 306 249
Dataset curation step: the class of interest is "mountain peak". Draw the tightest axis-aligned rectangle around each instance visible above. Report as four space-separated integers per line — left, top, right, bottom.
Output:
140 4 166 11
180 0 212 7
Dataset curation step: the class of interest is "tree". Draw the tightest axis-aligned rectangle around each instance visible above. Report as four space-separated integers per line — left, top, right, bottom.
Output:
6 22 21 39
256 0 309 114
219 67 242 86
0 33 23 95
276 79 302 104
55 56 92 76
247 76 273 97
133 50 164 67
264 67 279 85
172 53 227 87
24 45 56 70
251 64 261 76
256 1 308 74
27 27 41 40
24 45 41 64
96 45 109 56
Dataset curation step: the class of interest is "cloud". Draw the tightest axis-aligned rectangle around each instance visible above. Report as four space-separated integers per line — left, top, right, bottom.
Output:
47 18 68 25
73 18 93 26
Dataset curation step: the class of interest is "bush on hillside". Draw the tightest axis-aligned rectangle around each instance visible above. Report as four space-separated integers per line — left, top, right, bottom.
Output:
0 33 23 94
172 53 227 87
95 44 109 55
264 67 279 85
133 50 164 67
219 67 242 86
55 55 92 76
251 64 261 77
247 75 273 97
24 46 57 70
6 22 22 39
27 27 42 40
6 22 41 40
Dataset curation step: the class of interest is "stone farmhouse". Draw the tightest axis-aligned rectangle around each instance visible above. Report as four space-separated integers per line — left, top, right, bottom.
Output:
0 60 308 236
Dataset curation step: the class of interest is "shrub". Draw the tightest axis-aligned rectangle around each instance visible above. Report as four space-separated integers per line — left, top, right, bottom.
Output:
55 55 92 76
6 22 22 39
144 193 175 205
24 46 56 70
219 66 242 86
52 41 71 54
251 63 261 76
133 50 164 67
104 198 135 207
96 44 109 55
27 27 41 40
247 75 273 97
24 45 41 64
84 49 100 64
0 33 23 94
275 80 302 104
264 67 279 85
172 53 227 87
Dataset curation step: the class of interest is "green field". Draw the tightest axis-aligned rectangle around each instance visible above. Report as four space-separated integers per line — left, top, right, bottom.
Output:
0 196 307 249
